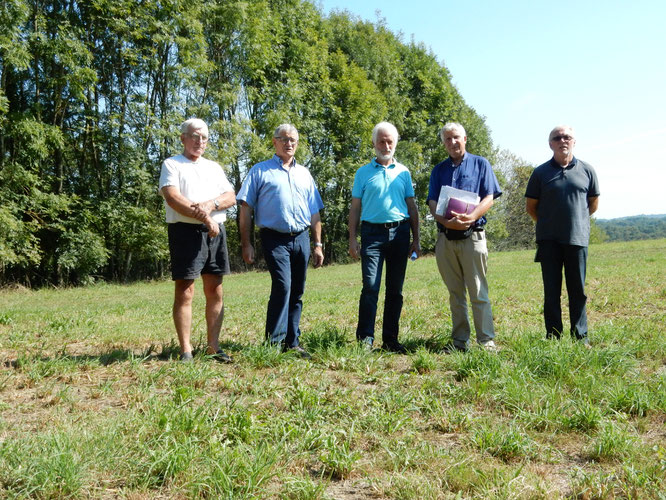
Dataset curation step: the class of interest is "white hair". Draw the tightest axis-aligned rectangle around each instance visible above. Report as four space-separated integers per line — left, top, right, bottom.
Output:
181 118 208 135
440 122 466 142
372 122 399 144
273 123 299 138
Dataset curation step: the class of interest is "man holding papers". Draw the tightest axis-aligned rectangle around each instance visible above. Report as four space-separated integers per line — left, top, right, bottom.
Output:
427 122 502 352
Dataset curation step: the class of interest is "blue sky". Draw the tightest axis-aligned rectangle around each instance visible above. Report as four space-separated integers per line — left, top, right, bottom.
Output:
317 0 666 219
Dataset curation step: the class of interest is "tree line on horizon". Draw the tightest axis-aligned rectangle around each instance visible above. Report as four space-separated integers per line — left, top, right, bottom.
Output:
0 0 585 287
596 215 666 242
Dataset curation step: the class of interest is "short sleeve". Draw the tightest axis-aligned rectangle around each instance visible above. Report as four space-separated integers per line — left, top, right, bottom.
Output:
525 168 541 199
237 167 257 207
158 159 178 192
588 166 600 197
218 170 234 195
479 159 502 199
403 169 415 198
351 168 364 199
305 171 324 214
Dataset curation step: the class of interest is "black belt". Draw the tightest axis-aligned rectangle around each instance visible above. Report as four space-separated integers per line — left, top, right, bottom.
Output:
364 218 409 229
260 227 308 237
438 227 484 233
172 222 212 232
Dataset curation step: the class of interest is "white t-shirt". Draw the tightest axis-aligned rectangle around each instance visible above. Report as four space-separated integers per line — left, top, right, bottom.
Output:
159 154 234 224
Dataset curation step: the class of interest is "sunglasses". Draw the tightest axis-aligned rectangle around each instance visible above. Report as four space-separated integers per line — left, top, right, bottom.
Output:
551 134 573 142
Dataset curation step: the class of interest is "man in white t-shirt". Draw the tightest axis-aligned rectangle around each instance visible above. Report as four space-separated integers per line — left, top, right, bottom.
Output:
158 118 236 362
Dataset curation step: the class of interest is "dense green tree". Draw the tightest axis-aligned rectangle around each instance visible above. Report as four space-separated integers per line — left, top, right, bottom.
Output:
491 149 534 250
0 0 502 285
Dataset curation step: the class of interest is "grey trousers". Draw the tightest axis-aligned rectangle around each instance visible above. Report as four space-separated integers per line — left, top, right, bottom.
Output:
435 231 495 349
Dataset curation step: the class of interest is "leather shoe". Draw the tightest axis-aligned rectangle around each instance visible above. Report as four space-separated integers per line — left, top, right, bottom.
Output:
443 344 468 354
382 342 408 354
284 345 312 359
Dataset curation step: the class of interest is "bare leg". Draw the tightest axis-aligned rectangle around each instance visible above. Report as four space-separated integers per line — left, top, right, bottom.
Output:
202 274 224 354
173 279 196 354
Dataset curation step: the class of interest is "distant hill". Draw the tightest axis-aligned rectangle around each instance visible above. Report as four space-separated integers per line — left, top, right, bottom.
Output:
596 214 666 241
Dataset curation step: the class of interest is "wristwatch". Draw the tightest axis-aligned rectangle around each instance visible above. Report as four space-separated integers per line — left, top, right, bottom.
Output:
314 242 323 247
213 199 220 209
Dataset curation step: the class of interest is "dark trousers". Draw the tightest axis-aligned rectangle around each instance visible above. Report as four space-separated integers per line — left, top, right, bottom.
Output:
356 222 410 344
260 229 310 347
537 240 588 341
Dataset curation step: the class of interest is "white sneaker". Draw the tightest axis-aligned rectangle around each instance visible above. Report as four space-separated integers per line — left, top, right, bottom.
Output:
481 340 499 352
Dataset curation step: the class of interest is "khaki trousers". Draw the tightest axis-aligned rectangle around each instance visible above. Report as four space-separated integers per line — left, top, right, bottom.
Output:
435 231 495 349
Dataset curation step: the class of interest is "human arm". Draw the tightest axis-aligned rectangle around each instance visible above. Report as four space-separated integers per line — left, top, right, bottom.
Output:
428 199 474 230
310 212 324 268
239 201 255 264
588 196 599 216
348 197 362 260
406 197 421 257
190 190 237 221
161 185 220 236
525 197 539 222
450 194 494 223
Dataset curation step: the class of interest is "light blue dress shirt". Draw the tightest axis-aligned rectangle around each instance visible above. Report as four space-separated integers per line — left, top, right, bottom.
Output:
237 155 324 233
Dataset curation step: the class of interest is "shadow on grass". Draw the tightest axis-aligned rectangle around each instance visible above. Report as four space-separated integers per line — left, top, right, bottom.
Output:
3 330 464 369
4 339 261 368
402 331 456 354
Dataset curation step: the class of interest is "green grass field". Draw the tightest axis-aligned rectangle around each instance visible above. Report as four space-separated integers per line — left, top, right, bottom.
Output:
1 239 665 499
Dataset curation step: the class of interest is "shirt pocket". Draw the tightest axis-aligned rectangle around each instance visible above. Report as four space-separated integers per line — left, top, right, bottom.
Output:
458 174 477 193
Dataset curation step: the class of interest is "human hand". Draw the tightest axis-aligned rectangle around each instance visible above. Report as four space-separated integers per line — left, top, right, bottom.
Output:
445 214 473 230
312 246 324 268
348 239 361 260
409 240 421 259
191 200 214 221
242 243 255 265
450 210 476 224
206 218 220 237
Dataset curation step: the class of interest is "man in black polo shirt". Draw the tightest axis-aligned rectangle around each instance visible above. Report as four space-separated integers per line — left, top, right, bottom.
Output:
525 125 600 344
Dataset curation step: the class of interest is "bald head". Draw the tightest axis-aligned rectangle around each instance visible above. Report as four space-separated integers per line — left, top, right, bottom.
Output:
548 125 576 166
549 125 575 142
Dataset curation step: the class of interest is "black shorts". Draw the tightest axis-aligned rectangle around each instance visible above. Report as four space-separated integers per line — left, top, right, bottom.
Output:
167 222 231 280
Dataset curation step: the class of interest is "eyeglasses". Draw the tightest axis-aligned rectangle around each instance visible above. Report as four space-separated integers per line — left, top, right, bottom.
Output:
551 134 573 142
188 133 208 143
275 136 298 145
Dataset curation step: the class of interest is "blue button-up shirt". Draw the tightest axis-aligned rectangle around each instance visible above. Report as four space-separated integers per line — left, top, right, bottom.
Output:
427 153 502 230
237 155 324 233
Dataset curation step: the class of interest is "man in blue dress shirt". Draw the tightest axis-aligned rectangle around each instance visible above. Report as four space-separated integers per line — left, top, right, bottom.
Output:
237 124 324 358
348 122 421 353
427 122 502 352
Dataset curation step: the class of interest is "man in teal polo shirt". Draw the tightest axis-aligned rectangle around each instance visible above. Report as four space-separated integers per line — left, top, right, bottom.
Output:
348 122 421 353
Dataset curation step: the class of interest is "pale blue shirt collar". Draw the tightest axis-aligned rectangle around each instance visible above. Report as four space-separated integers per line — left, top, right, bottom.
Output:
371 157 397 168
273 154 296 170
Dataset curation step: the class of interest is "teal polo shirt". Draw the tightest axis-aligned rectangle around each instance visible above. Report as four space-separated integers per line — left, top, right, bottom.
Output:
351 158 415 223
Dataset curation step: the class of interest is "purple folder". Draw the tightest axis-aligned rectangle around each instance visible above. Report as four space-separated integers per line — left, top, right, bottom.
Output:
445 197 477 219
